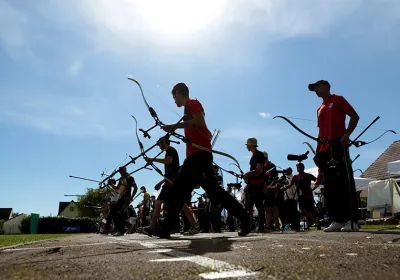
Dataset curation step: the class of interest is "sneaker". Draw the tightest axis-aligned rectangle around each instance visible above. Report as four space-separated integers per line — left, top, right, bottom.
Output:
323 222 344 232
140 226 154 237
152 228 171 239
112 231 124 236
126 225 133 234
183 225 201 236
272 225 281 231
238 215 252 237
341 221 360 232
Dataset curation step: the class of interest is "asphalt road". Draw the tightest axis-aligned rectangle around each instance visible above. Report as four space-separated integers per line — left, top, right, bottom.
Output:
1 230 400 280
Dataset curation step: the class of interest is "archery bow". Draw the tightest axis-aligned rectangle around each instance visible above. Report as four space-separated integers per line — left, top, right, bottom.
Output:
128 77 246 178
274 115 396 148
303 142 316 155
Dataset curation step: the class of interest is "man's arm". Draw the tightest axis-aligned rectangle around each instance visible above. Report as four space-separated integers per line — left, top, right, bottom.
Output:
337 96 360 137
150 156 173 165
131 183 138 200
176 112 205 129
127 177 138 200
345 109 360 137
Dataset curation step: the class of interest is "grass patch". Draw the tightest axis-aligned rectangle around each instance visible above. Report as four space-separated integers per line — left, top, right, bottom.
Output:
307 224 400 231
360 224 400 230
0 234 72 248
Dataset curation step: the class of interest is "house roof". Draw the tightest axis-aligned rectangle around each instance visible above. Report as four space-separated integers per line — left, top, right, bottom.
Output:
0 208 13 220
58 201 76 216
361 140 400 180
4 213 26 223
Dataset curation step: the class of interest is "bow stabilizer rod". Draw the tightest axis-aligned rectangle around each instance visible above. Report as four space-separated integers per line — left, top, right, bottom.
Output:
69 175 100 183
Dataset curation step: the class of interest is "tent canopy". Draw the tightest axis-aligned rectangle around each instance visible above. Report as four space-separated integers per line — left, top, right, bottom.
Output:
388 160 400 174
304 167 374 192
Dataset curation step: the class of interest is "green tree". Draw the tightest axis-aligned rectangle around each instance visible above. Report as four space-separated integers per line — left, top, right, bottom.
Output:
0 219 5 234
76 188 109 218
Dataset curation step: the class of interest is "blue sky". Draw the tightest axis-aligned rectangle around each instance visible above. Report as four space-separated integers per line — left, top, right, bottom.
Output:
1 0 399 216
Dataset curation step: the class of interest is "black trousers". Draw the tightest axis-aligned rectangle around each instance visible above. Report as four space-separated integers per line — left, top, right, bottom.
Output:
226 210 235 231
314 143 359 223
210 202 222 232
282 199 300 230
246 184 266 230
141 206 150 227
163 151 249 232
114 197 129 232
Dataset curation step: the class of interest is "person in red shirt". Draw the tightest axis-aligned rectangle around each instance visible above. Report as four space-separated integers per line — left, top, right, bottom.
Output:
152 82 252 239
263 151 280 231
309 80 360 232
292 163 317 229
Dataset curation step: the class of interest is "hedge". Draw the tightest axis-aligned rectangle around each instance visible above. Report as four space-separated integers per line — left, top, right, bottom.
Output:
20 215 98 234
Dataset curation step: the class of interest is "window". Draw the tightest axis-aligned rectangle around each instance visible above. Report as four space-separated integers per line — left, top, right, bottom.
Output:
69 207 74 212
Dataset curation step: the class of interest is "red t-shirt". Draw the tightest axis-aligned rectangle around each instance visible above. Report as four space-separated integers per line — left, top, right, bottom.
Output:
316 94 354 152
184 99 212 157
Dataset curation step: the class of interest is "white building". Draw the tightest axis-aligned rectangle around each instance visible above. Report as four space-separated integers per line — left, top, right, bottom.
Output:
4 214 27 234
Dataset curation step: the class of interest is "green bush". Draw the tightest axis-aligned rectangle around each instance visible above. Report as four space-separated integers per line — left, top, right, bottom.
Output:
19 215 97 234
0 219 5 234
20 215 31 234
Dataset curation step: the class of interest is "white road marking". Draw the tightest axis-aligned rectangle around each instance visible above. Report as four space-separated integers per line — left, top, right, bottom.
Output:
111 237 258 279
199 270 263 279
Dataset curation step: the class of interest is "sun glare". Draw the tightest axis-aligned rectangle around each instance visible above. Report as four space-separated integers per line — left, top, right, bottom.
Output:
136 0 227 40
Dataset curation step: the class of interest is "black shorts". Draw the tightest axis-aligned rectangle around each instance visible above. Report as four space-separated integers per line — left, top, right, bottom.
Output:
264 190 277 207
157 185 171 202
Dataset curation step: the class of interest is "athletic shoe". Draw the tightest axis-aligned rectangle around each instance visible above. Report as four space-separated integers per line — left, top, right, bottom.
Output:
112 231 124 236
183 225 201 236
152 228 171 239
140 226 153 237
341 221 360 232
323 222 344 232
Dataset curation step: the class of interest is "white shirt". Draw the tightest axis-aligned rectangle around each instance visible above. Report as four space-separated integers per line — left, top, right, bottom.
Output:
284 184 298 200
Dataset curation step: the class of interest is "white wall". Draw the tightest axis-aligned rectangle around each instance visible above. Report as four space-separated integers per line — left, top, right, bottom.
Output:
4 214 26 234
59 202 79 217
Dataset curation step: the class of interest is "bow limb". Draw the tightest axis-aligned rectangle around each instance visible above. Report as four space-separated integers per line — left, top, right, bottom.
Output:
215 162 243 180
353 130 397 147
128 77 151 112
128 77 164 126
303 142 316 155
273 116 321 143
131 115 172 183
188 142 244 176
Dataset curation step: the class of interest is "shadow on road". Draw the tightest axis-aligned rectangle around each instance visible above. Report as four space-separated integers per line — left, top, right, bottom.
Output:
5 245 148 265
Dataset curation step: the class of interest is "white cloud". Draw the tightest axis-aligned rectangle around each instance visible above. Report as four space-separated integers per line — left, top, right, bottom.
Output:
0 0 29 58
23 0 400 58
259 112 271 119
